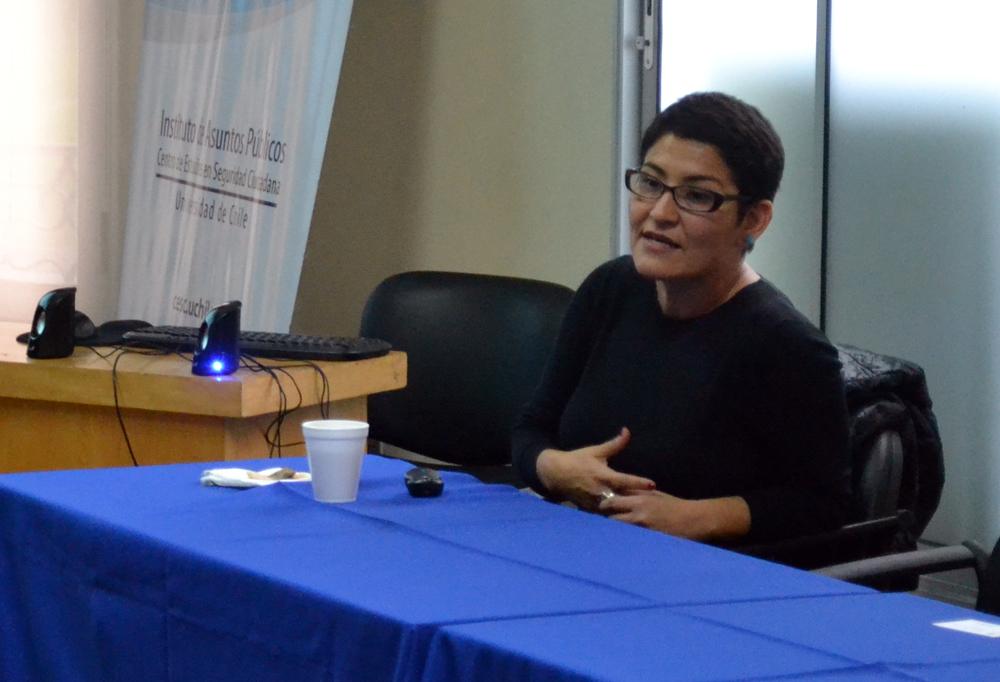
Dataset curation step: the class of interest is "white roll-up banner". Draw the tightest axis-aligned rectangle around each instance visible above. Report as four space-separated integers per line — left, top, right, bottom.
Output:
118 0 353 331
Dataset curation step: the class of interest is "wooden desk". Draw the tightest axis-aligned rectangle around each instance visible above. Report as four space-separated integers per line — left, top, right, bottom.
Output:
0 322 406 472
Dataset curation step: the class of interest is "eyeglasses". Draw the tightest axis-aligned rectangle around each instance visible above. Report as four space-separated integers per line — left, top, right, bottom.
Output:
624 168 747 213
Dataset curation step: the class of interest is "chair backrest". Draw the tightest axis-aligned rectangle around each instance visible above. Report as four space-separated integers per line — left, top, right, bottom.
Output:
360 271 574 467
854 430 904 521
837 344 945 540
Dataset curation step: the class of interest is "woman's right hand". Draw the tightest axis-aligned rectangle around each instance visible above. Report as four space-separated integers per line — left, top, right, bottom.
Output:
534 427 656 510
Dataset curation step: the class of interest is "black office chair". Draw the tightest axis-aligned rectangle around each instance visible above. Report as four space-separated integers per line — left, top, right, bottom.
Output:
359 271 575 486
739 345 945 576
817 537 1000 616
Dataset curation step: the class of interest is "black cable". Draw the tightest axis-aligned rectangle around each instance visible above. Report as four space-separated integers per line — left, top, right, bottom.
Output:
239 355 333 456
240 356 279 455
107 345 174 467
102 343 335 463
110 350 139 466
271 365 305 454
301 359 332 420
84 345 118 362
240 355 293 457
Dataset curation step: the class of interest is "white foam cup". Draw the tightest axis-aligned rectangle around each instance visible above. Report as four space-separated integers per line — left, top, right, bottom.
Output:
301 420 370 503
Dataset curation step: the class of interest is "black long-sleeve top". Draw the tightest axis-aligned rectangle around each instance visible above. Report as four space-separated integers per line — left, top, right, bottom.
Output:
512 256 851 543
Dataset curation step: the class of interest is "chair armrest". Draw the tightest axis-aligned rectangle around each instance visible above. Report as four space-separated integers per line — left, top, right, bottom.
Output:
736 511 914 570
815 540 990 589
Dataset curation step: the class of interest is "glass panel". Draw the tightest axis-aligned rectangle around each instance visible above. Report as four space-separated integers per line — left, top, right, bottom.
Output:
658 0 823 322
826 1 1000 544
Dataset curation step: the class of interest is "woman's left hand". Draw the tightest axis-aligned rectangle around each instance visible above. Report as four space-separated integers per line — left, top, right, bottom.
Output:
598 489 751 541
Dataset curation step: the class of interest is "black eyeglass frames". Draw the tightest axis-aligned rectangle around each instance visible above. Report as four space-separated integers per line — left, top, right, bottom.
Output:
624 168 747 213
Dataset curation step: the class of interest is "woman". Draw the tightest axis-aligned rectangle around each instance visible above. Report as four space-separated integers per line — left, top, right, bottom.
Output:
512 92 851 545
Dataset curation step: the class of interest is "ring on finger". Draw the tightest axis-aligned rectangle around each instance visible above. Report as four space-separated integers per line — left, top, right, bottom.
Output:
600 489 616 502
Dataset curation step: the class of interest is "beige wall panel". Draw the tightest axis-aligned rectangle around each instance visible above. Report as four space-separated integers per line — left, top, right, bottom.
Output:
293 0 616 336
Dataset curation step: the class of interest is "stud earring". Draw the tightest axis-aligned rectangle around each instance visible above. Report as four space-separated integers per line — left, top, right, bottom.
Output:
745 235 755 253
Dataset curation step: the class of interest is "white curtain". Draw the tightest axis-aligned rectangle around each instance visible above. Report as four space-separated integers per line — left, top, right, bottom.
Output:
0 1 139 325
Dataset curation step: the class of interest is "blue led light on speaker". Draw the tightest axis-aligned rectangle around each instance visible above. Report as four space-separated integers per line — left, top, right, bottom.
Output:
191 300 241 376
194 352 236 376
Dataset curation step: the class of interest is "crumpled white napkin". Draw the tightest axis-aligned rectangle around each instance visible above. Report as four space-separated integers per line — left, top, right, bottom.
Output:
200 466 311 488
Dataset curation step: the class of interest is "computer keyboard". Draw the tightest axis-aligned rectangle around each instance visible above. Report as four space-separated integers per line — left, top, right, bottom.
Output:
122 326 392 361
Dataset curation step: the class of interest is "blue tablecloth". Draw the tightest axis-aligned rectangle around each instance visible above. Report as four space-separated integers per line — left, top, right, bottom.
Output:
677 593 1000 680
426 594 1000 681
424 608 861 681
0 455 993 681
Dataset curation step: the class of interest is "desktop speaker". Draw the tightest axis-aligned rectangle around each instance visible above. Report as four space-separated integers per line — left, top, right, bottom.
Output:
27 287 77 359
191 300 242 376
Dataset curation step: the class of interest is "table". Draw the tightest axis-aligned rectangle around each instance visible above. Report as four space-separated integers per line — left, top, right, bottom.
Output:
3 456 997 681
427 594 1000 681
0 321 406 471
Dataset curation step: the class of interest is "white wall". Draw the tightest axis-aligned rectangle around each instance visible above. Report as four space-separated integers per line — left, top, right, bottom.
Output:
0 1 143 326
659 0 826 324
78 0 144 323
826 1 1000 546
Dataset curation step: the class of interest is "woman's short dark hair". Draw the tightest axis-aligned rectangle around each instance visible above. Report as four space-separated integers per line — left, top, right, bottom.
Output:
640 92 784 203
